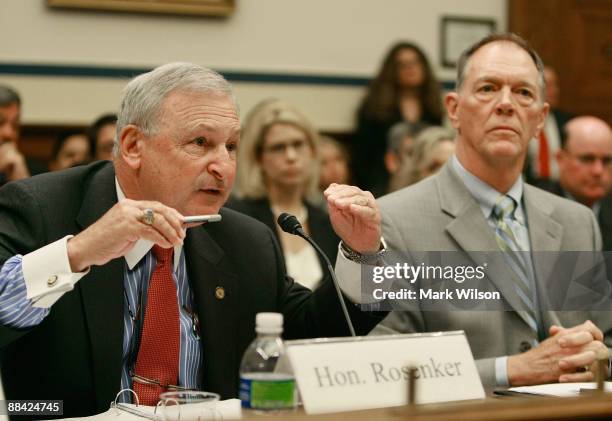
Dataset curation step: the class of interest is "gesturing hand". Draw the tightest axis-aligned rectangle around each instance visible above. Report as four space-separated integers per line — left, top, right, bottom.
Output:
324 183 381 254
67 199 186 272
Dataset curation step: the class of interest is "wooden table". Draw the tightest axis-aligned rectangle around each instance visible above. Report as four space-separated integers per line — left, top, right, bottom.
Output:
244 392 612 421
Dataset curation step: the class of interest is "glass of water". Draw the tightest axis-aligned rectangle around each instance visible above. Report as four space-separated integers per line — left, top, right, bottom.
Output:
157 391 220 421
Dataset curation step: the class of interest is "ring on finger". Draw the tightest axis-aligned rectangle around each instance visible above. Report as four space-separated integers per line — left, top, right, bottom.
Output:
139 208 155 226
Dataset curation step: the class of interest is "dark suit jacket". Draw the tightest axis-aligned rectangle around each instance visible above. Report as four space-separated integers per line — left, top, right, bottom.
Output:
535 180 612 252
599 195 612 252
0 162 380 419
224 197 339 284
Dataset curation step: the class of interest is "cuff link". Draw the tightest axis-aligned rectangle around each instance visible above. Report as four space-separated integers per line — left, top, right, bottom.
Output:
47 275 58 287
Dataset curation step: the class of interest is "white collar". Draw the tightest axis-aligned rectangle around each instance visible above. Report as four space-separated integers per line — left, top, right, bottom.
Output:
115 178 183 270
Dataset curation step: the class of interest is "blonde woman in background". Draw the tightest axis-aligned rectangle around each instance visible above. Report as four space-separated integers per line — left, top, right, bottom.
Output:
390 126 456 191
227 99 339 290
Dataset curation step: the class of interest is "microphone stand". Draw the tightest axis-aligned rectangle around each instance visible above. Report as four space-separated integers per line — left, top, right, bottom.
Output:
292 227 356 337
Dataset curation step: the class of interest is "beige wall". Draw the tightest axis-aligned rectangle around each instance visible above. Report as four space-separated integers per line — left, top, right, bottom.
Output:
0 0 507 130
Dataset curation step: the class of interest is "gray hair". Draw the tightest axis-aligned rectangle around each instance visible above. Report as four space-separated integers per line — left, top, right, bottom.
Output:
455 33 546 101
115 62 235 152
0 85 21 107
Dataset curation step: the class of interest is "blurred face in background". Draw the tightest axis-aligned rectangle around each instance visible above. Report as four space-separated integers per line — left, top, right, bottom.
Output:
0 102 20 145
319 140 349 189
396 48 424 89
385 134 415 175
419 139 455 179
96 122 117 160
50 134 91 171
557 118 612 207
260 123 314 192
397 135 415 165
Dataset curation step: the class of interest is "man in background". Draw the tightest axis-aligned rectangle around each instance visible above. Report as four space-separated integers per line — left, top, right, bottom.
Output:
48 129 91 171
553 116 612 250
0 85 29 186
385 121 425 192
87 113 117 161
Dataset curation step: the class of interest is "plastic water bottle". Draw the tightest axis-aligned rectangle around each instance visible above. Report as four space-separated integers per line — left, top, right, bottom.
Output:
239 312 296 412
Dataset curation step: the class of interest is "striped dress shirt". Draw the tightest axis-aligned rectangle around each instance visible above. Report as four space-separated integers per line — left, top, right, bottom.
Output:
0 248 203 402
119 246 203 401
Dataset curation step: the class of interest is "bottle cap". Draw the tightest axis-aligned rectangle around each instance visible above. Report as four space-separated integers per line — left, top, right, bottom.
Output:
256 312 283 334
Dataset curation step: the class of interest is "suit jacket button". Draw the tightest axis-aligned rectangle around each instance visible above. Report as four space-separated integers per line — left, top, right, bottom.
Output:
47 275 58 286
215 287 225 300
519 341 532 352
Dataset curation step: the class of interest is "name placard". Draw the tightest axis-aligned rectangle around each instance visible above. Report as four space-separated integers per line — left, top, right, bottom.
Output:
285 331 484 414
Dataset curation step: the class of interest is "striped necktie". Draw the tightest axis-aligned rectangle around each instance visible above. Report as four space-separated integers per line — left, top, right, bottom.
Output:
492 195 539 334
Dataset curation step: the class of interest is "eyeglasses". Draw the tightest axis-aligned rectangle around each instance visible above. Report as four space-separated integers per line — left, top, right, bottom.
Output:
262 139 308 155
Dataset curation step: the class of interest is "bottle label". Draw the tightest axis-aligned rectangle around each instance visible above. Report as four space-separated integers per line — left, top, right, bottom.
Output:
239 375 295 410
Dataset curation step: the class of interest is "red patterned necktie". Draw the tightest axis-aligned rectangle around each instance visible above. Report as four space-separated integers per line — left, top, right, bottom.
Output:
133 245 180 406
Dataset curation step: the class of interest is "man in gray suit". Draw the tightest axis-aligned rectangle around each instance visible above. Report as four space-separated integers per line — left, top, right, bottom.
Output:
376 34 611 388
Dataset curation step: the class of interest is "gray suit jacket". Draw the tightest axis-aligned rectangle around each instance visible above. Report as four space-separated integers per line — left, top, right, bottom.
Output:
378 162 612 387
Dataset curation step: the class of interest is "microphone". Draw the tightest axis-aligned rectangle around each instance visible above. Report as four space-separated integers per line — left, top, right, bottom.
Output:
277 213 305 237
277 213 356 337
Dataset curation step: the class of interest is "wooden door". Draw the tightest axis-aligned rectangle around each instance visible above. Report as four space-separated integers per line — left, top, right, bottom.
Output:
509 0 612 124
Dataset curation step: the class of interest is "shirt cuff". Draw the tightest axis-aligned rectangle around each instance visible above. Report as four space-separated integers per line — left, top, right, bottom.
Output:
495 356 509 387
22 235 90 308
334 245 362 303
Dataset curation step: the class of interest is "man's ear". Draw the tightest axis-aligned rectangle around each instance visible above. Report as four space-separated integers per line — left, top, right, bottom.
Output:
118 124 144 169
445 92 461 130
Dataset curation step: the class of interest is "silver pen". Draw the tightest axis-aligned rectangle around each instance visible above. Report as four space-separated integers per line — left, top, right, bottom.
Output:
183 214 222 225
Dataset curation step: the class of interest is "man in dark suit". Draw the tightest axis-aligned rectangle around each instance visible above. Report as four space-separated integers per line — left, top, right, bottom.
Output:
0 63 383 418
552 116 612 249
